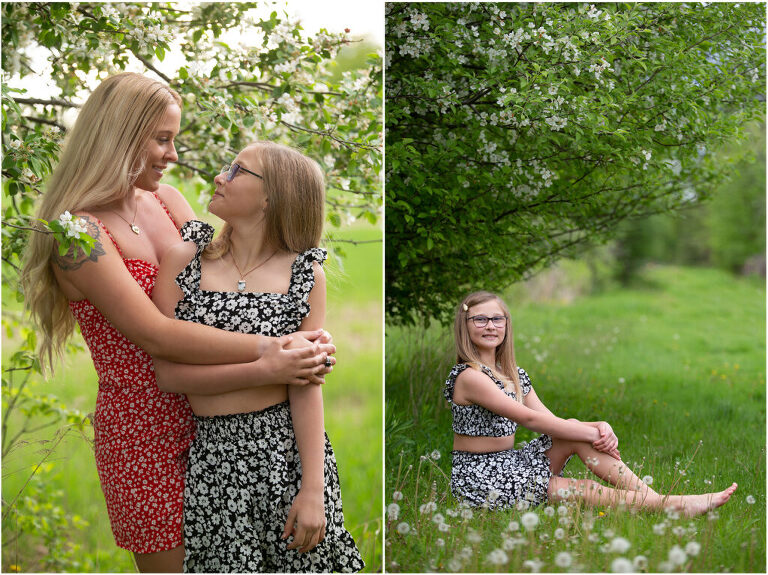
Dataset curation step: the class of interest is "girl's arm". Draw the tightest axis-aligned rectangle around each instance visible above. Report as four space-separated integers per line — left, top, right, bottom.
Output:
282 261 327 553
457 368 601 443
53 214 332 368
151 243 330 393
525 381 619 454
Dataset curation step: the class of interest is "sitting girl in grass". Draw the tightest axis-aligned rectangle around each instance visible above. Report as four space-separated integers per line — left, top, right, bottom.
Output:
445 290 737 517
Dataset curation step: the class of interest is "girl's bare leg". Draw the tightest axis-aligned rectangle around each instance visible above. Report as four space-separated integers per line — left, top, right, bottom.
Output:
546 437 659 504
133 545 184 573
546 437 738 516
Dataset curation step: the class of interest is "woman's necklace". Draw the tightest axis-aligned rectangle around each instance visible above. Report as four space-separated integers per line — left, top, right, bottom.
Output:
230 247 278 292
110 200 141 235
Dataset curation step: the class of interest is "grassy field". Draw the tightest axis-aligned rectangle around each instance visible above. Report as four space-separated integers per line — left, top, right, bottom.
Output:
385 264 765 572
2 218 382 572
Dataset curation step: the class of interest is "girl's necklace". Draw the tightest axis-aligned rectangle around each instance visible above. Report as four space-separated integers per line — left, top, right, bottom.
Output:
230 247 278 292
110 200 141 235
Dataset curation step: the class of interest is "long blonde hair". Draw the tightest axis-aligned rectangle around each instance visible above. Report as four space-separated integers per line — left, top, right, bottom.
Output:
204 141 325 259
21 73 182 371
454 290 522 401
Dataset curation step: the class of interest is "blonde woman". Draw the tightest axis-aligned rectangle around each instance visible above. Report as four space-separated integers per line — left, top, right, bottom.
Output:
446 290 738 515
151 142 363 572
22 73 334 572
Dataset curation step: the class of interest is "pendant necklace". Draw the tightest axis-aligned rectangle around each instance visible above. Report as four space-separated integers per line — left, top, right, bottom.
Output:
230 247 278 292
110 199 141 235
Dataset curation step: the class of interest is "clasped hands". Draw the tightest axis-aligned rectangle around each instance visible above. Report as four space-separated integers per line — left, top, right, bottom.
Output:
261 329 336 386
592 421 621 461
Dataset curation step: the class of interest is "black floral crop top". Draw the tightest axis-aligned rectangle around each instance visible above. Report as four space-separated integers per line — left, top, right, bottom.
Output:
173 220 326 336
443 363 533 437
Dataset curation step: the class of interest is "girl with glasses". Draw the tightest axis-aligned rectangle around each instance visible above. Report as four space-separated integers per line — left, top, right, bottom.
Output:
151 141 363 572
22 73 335 572
446 290 737 516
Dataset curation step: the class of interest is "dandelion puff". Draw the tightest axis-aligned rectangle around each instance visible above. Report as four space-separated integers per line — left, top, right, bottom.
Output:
685 541 701 557
517 500 531 511
658 560 673 572
396 522 410 535
642 475 653 486
392 491 403 501
387 503 400 521
668 545 687 566
436 538 445 547
431 449 441 460
544 506 555 517
488 489 500 503
588 532 600 542
611 557 633 572
555 552 572 568
707 510 719 521
521 511 540 531
486 549 508 565
432 513 445 525
554 527 565 540
557 505 569 516
559 516 571 526
439 522 450 532
652 522 666 535
419 501 437 514
446 508 458 518
447 558 462 572
467 528 482 543
746 495 756 504
523 559 544 573
633 555 648 570
508 520 520 532
610 537 631 553
461 508 473 520
665 507 680 521
672 526 685 537
605 529 615 538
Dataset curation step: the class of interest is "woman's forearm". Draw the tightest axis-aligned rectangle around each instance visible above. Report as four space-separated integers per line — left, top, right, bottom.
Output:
288 384 325 493
154 356 264 394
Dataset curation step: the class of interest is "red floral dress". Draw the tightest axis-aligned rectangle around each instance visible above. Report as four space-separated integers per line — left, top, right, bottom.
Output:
69 197 195 553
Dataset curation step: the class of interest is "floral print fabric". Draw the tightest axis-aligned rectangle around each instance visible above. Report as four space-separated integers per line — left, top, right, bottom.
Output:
184 403 364 573
69 201 196 553
175 221 363 572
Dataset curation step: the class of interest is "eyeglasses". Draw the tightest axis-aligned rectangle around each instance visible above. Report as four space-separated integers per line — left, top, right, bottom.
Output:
467 315 507 328
221 163 263 182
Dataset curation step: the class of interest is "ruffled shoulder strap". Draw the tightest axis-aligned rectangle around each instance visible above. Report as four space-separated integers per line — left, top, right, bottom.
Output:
517 366 533 396
288 247 327 303
175 220 216 297
444 363 470 402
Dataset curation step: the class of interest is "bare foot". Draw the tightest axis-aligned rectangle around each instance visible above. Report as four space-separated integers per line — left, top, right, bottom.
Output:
666 483 738 518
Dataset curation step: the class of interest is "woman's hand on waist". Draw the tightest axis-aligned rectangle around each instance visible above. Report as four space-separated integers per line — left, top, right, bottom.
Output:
282 486 326 553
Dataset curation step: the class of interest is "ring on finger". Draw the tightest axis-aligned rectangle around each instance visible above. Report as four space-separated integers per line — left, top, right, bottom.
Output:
324 357 333 367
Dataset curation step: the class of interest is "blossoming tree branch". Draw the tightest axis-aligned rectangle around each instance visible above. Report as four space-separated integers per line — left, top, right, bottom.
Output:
385 2 765 325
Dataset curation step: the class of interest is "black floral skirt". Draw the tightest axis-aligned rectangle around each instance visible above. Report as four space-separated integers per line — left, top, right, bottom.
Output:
451 434 557 510
183 401 364 573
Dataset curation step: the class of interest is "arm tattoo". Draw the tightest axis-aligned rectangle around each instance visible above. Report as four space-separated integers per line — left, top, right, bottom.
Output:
52 216 107 271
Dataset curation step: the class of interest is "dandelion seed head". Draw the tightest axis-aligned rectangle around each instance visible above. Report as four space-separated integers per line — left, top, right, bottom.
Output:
685 541 701 557
419 501 437 514
436 538 445 547
467 528 482 543
557 505 569 516
508 520 520 532
517 500 531 511
486 549 509 565
642 475 653 486
461 508 473 520
672 526 685 537
431 449 441 460
633 555 648 570
387 502 400 520
668 545 687 566
432 513 445 525
610 537 631 553
521 511 540 530
746 495 756 504
544 506 555 517
611 557 633 572
653 522 666 535
392 491 403 501
554 527 565 540
523 558 544 572
438 521 450 532
555 551 572 568
396 521 410 534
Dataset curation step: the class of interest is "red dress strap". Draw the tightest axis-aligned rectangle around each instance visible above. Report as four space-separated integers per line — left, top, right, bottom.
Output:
150 191 180 230
93 217 124 257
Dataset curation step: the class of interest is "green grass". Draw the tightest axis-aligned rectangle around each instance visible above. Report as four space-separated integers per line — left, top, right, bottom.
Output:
2 219 383 572
385 265 765 572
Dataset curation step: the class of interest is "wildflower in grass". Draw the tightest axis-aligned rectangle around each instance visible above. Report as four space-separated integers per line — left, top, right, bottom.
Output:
486 549 508 565
633 555 648 570
420 501 437 514
396 521 410 534
707 510 719 521
685 541 701 557
488 489 500 503
746 495 756 504
446 508 458 518
432 512 445 524
521 511 539 530
387 503 400 521
438 521 450 532
544 506 555 517
508 520 520 532
604 529 615 538
392 491 403 501
588 532 600 542
610 537 631 553
653 522 666 535
431 449 441 460
437 538 445 547
448 558 462 571
557 504 569 516
467 528 482 543
555 551 572 568
665 508 680 521
559 516 571 526
642 475 653 486
523 558 544 572
554 527 565 540
460 546 473 560
539 533 550 542
460 508 473 520
517 500 531 511
672 526 685 536
668 545 686 566
557 487 572 498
